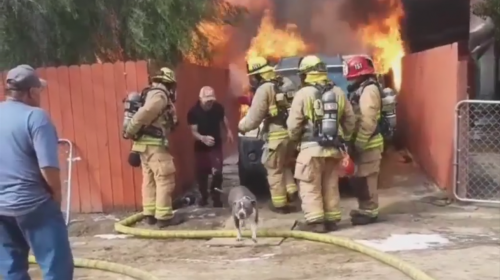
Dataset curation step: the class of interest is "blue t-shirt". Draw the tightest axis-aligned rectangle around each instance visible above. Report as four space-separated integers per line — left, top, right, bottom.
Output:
0 100 59 216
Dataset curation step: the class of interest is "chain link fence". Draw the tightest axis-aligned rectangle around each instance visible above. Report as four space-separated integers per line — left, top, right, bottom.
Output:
58 139 79 225
454 100 500 204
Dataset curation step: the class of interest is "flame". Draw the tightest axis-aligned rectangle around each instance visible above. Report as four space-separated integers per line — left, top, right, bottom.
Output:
185 21 228 66
359 0 405 91
239 9 309 120
246 9 309 60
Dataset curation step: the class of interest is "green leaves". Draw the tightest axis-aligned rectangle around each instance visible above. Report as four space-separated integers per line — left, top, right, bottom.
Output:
0 0 247 68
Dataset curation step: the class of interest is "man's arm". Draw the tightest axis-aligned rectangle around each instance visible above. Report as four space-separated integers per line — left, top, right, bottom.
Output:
238 85 270 133
187 108 204 141
354 85 380 150
219 105 233 142
125 90 168 137
29 109 62 202
287 88 305 141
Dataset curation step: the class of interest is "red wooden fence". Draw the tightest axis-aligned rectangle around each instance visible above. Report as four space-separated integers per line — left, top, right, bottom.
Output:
0 61 233 213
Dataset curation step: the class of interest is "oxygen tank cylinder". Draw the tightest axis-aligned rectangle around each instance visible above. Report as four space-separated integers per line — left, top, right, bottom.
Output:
320 89 338 139
122 92 142 137
381 88 397 129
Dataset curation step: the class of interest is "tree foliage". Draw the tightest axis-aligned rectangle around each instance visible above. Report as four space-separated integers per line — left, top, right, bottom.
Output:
473 0 500 39
0 0 246 68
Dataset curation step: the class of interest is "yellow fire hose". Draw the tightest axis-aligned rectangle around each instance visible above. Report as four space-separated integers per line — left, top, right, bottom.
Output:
107 213 437 280
26 213 437 280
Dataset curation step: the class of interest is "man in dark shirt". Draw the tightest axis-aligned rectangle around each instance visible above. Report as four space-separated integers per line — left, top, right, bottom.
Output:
187 86 233 207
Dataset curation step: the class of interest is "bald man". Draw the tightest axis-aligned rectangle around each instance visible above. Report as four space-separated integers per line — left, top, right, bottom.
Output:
187 86 233 207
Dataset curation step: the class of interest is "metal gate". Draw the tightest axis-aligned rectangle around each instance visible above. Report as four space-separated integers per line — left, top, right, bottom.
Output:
454 100 500 204
58 139 80 225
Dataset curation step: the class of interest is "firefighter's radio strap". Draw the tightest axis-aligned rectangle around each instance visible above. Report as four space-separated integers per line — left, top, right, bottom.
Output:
133 87 172 140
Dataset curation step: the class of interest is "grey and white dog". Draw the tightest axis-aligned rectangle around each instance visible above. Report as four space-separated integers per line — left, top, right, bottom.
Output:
227 186 259 243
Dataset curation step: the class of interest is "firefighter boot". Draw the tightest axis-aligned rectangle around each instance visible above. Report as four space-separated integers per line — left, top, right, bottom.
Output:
269 203 291 214
287 191 299 203
210 173 223 208
324 221 339 232
157 215 185 229
350 210 378 226
350 176 378 225
296 220 327 233
144 215 157 226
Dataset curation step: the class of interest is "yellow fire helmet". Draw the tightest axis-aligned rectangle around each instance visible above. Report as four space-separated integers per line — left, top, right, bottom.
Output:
151 67 176 84
298 55 327 74
246 56 274 76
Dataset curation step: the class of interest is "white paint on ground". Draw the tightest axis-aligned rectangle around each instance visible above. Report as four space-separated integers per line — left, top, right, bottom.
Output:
94 234 132 240
355 234 451 252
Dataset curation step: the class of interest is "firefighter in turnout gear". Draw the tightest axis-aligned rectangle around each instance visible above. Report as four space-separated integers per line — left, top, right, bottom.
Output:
123 67 182 228
287 55 356 233
238 56 298 213
344 55 384 225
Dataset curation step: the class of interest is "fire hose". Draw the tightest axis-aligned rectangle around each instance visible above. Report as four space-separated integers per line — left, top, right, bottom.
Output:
26 213 436 280
110 213 436 280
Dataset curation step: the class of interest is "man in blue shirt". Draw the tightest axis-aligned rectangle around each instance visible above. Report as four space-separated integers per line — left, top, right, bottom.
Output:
0 65 74 280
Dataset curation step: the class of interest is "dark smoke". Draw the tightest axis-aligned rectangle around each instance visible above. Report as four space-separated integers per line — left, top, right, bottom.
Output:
271 0 367 55
337 0 400 34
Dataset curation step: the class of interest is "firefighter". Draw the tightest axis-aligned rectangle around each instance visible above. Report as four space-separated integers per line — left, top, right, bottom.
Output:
238 56 298 213
344 55 384 225
287 55 356 232
123 67 182 228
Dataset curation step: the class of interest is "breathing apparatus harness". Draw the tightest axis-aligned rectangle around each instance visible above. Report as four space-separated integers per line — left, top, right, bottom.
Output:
122 85 177 141
304 82 346 149
347 77 397 140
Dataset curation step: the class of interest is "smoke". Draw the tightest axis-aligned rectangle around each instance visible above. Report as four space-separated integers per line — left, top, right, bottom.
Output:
272 0 367 54
337 0 400 31
224 0 398 96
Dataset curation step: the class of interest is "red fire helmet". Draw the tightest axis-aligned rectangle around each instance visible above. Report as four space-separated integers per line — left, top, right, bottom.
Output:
343 56 375 80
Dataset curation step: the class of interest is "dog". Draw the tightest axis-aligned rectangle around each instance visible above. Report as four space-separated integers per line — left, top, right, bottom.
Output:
227 186 259 243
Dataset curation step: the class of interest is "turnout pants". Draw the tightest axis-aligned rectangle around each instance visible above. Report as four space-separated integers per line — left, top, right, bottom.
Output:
294 152 342 223
262 139 298 208
140 145 176 220
351 147 382 217
0 199 74 280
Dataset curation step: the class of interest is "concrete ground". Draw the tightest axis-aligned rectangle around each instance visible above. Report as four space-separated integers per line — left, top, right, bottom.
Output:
29 151 500 279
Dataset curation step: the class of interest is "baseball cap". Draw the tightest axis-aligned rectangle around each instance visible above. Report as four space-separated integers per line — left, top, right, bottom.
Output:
5 64 47 91
199 86 216 101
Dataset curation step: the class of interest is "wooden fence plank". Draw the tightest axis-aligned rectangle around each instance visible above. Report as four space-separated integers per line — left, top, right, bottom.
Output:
56 66 81 212
113 62 135 208
45 68 63 133
36 68 50 111
0 71 5 101
91 63 114 212
80 65 103 212
134 61 150 208
102 63 124 209
124 61 140 209
68 66 92 213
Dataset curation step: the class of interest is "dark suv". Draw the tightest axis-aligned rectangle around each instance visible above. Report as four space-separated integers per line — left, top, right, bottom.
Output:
237 54 359 195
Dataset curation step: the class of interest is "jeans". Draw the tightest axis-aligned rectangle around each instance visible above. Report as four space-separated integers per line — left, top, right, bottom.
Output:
0 199 74 280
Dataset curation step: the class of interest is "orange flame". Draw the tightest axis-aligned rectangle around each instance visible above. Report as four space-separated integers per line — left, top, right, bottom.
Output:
246 9 309 60
359 0 405 91
185 21 228 66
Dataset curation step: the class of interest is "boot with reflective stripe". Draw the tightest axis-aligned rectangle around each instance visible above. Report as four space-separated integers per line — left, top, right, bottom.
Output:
296 220 327 233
